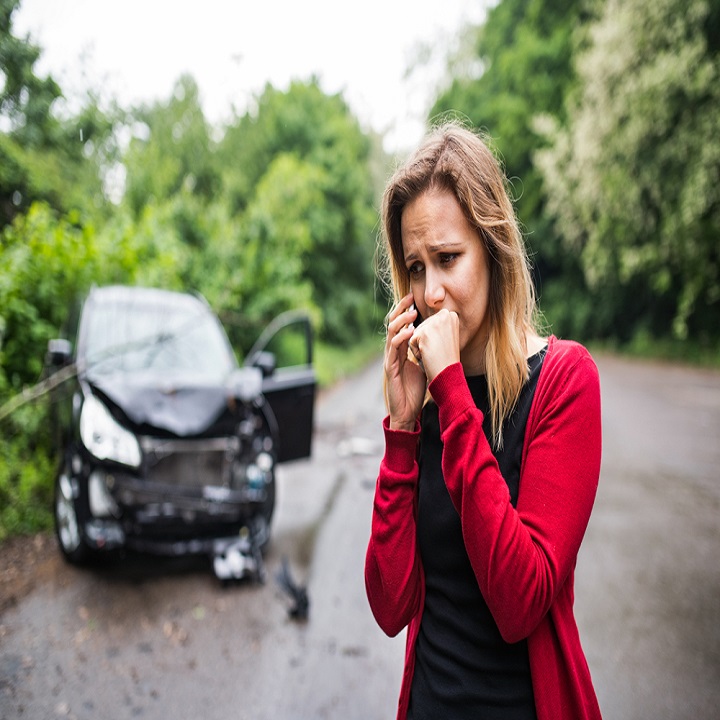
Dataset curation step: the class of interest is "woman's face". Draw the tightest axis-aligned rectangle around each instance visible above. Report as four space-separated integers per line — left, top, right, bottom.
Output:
401 187 492 373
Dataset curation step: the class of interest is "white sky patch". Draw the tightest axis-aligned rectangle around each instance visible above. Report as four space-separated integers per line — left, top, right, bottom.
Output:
13 0 488 154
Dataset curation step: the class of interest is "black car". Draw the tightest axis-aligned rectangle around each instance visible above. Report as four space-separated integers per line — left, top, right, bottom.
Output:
45 285 316 581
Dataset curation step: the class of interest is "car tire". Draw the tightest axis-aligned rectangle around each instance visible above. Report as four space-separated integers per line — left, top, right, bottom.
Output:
254 402 280 551
54 463 91 565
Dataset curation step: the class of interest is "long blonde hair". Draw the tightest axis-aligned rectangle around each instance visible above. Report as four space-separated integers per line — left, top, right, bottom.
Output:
379 122 540 448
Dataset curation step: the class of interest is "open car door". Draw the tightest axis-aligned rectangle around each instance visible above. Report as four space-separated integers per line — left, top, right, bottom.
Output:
245 311 316 463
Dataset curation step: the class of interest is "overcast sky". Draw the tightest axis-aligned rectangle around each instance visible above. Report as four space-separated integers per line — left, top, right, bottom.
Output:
14 0 488 154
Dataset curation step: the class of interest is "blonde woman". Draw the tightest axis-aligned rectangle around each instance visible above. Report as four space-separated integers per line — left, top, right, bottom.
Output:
365 123 602 720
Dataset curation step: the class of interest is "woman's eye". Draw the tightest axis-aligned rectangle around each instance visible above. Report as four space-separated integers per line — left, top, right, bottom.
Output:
439 253 458 265
407 263 423 277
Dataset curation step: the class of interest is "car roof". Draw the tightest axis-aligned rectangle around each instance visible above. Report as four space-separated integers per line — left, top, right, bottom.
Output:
87 285 209 312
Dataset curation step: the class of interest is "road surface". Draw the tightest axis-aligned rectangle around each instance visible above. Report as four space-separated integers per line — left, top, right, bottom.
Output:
1 352 719 719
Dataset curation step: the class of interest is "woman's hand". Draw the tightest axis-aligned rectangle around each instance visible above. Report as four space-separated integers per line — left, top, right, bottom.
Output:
408 308 460 384
384 294 427 431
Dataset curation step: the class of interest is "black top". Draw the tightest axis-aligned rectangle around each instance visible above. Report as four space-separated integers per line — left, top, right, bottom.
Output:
408 349 546 720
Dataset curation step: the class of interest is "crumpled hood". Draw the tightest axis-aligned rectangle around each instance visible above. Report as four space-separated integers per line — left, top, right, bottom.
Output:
89 370 232 437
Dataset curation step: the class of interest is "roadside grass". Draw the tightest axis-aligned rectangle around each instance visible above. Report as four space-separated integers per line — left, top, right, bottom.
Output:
0 443 55 543
587 333 720 369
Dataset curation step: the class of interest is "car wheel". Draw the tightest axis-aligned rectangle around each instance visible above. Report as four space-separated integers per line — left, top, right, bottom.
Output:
54 466 91 564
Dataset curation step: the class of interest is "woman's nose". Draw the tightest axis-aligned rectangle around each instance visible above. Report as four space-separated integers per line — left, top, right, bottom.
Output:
424 269 445 309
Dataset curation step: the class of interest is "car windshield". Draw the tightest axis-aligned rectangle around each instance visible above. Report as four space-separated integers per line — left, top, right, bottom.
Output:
82 292 236 380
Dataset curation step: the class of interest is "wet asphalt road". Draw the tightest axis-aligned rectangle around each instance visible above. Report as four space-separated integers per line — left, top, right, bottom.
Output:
575 354 720 719
1 352 719 720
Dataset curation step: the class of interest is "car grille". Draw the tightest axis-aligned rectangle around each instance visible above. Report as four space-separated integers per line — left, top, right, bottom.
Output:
139 436 239 488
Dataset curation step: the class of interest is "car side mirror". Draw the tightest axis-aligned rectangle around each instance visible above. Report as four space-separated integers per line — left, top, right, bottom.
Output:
46 338 73 367
249 350 276 378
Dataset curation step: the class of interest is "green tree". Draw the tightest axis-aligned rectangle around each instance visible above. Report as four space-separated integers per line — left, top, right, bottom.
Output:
117 76 380 347
431 0 585 237
220 80 379 344
93 201 191 290
0 204 100 389
0 0 117 227
122 75 221 218
211 154 320 351
536 0 720 342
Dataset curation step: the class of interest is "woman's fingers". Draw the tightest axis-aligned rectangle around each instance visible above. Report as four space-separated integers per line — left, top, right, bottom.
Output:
384 296 416 361
406 309 460 381
383 296 427 427
389 324 414 350
386 294 416 330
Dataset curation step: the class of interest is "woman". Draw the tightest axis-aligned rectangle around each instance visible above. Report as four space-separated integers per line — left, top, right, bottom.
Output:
365 123 602 719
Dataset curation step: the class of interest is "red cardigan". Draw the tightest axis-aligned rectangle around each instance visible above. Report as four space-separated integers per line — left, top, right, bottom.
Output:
365 336 603 719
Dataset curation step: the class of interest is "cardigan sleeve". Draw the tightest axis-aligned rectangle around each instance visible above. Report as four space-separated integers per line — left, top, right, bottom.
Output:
364 417 424 638
429 342 602 644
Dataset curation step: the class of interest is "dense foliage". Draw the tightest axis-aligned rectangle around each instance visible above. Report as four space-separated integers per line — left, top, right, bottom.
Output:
536 0 720 342
431 0 719 346
0 0 118 228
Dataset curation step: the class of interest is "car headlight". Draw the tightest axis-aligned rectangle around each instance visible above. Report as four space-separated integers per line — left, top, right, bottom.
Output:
80 394 141 468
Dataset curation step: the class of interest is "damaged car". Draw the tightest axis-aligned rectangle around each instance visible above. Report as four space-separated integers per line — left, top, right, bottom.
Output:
45 285 316 581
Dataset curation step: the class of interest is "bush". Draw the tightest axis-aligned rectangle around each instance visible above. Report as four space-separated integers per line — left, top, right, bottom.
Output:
0 403 54 542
